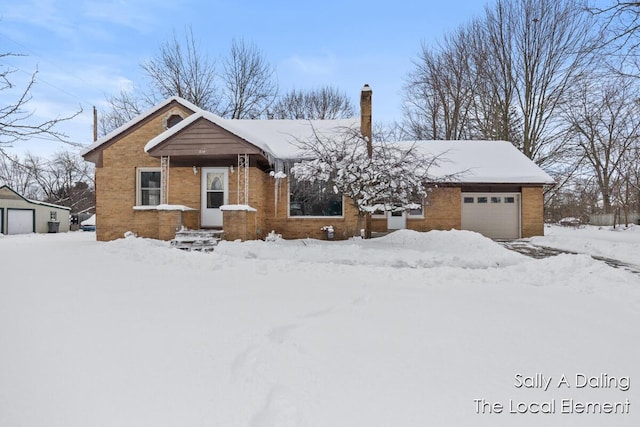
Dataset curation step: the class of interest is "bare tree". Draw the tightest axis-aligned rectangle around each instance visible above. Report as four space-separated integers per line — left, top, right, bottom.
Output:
272 86 354 119
403 24 476 140
1 53 81 151
0 152 41 198
220 38 278 119
141 27 219 111
99 28 219 136
4 150 95 211
98 89 145 136
590 1 640 49
563 75 640 214
403 0 597 171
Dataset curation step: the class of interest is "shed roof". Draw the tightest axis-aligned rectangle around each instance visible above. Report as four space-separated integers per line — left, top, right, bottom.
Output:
0 185 72 210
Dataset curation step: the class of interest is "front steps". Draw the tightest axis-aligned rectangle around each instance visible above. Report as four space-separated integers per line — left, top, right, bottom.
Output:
170 229 224 252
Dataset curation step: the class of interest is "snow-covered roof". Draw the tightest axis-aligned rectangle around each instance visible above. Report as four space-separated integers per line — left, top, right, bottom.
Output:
0 185 71 210
85 96 551 185
400 140 554 184
81 97 201 157
144 110 358 159
28 199 72 210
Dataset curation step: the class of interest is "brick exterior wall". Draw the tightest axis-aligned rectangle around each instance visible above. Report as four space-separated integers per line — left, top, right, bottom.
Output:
223 210 258 241
261 174 362 240
411 187 461 232
369 187 462 234
521 186 544 237
95 104 194 241
91 98 546 242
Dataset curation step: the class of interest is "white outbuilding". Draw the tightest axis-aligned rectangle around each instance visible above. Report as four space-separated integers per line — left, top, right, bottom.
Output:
0 185 71 235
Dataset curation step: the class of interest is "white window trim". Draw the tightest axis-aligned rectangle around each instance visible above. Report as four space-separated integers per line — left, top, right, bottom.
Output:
370 201 425 219
136 167 162 206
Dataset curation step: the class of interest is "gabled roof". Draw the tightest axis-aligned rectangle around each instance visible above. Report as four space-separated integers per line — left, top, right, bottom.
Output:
144 110 358 160
0 185 72 210
80 96 201 158
400 140 555 184
81 95 553 185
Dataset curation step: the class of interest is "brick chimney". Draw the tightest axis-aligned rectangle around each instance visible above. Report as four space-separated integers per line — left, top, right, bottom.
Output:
360 84 372 158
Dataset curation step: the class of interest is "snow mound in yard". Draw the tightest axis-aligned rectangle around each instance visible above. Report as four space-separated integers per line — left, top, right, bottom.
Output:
216 229 526 269
377 228 508 254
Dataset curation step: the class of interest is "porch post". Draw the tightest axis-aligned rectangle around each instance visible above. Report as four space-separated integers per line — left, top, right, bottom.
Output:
161 155 170 204
237 153 249 205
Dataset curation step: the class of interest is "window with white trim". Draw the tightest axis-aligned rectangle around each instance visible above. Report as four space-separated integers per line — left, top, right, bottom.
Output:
137 168 161 206
407 199 424 217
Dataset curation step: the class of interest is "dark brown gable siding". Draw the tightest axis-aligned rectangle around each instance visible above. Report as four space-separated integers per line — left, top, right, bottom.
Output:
147 118 265 157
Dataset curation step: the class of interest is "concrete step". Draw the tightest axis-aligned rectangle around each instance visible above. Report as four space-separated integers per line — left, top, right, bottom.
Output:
171 229 223 252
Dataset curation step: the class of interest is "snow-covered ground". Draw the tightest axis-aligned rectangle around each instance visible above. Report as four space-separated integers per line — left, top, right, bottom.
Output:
1 228 638 427
532 224 640 266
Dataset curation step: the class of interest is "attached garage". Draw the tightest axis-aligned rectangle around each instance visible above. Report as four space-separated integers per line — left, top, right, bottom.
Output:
7 208 35 235
461 192 520 239
0 185 71 235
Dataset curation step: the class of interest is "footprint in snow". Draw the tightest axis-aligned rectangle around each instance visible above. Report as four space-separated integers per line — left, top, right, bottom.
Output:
267 323 299 344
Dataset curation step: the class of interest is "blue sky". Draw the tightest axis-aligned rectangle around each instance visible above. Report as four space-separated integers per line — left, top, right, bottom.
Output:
1 0 489 156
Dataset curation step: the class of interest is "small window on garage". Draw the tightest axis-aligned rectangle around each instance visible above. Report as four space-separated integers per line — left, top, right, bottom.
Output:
491 197 501 203
477 197 488 204
504 196 515 203
463 197 474 203
50 211 57 221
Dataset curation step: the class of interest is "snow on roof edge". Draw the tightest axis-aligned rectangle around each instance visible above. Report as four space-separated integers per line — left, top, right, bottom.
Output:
81 96 202 157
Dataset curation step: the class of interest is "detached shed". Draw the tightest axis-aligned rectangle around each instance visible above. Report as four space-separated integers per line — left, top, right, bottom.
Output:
0 185 71 235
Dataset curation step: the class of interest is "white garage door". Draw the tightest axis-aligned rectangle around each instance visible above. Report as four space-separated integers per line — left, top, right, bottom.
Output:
8 209 35 235
461 193 520 239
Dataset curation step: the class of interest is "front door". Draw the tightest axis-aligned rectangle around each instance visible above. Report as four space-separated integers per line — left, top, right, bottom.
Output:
387 210 407 230
201 168 228 227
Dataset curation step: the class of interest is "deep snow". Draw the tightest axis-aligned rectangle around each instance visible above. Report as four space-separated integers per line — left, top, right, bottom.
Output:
0 227 638 426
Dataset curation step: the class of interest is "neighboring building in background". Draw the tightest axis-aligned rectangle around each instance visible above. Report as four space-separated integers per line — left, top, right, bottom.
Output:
81 87 553 242
0 185 71 235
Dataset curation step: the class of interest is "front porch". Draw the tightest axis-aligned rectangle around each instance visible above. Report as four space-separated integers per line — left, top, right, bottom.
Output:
131 203 260 243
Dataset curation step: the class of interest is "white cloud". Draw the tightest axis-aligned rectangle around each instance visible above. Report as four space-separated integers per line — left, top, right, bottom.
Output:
282 53 337 76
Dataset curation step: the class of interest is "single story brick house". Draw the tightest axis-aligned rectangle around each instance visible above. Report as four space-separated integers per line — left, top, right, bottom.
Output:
0 185 71 234
81 87 553 242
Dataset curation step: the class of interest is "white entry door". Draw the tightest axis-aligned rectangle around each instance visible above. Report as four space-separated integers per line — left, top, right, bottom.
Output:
201 168 228 227
387 210 407 230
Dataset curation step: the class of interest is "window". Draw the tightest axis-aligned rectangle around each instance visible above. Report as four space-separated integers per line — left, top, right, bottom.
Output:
463 197 474 203
491 197 501 203
137 168 161 206
477 197 488 204
50 211 57 221
407 201 423 217
504 196 515 204
166 114 183 128
205 172 224 208
289 176 343 217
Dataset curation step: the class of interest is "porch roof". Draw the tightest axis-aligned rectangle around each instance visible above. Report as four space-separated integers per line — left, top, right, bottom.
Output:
144 110 359 160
